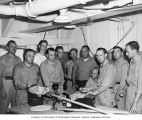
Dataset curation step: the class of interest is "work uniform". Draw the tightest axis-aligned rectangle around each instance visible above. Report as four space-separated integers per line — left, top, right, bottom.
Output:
74 57 98 89
125 55 142 113
114 57 129 110
13 62 40 106
95 60 116 107
0 53 21 113
40 59 64 93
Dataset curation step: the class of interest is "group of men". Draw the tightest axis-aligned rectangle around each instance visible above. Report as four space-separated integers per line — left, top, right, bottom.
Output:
0 40 142 114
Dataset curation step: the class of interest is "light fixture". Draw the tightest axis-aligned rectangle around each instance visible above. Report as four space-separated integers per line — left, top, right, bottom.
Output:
54 9 72 23
64 25 76 29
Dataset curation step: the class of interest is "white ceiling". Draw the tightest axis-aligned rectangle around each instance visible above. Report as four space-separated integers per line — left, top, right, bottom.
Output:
1 0 142 33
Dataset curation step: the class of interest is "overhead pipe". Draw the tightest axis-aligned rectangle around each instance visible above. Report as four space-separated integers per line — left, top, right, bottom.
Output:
30 14 58 22
0 0 94 18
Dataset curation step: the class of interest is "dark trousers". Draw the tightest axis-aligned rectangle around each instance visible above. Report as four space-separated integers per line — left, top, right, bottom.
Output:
75 80 88 90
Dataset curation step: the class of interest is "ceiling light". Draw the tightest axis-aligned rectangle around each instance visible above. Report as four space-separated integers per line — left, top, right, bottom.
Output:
64 25 76 29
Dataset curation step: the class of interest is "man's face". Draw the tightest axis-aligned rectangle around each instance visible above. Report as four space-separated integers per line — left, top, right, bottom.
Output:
96 50 106 64
125 45 136 59
48 50 55 61
113 48 122 60
70 50 77 60
40 42 47 53
91 69 99 80
81 47 89 59
57 49 64 59
7 42 17 54
25 51 35 64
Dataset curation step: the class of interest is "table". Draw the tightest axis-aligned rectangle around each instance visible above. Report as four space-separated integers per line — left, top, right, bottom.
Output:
7 104 65 114
7 104 129 115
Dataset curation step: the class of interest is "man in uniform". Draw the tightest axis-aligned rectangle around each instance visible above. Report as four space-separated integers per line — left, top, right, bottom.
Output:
125 41 142 113
73 45 98 89
0 40 21 113
86 47 116 107
112 46 129 110
40 47 64 93
13 49 41 106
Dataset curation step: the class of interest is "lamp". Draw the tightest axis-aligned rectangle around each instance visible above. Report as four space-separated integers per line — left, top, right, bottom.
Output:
64 25 76 29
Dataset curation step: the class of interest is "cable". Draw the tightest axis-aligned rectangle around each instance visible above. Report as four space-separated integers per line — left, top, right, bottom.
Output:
43 31 47 40
108 21 135 52
80 27 94 56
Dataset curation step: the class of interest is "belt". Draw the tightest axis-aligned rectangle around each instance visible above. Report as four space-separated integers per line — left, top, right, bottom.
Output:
4 76 13 80
64 78 72 81
108 87 113 89
76 80 88 81
115 82 120 84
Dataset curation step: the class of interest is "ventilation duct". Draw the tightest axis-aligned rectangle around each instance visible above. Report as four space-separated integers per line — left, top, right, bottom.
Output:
54 9 72 23
0 0 93 18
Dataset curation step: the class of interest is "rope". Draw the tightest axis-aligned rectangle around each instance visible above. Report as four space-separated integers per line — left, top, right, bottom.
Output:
43 31 47 40
80 27 94 56
108 21 135 52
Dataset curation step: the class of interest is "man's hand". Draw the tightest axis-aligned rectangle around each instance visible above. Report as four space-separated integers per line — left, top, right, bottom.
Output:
130 103 137 114
72 82 78 89
84 94 95 99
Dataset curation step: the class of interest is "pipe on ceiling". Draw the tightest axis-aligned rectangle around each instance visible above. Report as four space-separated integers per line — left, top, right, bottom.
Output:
30 14 58 22
0 0 93 18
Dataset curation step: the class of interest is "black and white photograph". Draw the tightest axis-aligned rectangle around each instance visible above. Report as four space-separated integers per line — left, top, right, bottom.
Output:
0 0 142 120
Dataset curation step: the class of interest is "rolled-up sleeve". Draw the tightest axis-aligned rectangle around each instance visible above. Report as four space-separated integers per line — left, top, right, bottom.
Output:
13 65 26 89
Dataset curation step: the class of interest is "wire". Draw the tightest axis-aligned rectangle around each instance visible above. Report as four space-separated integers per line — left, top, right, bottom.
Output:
43 31 47 40
108 21 135 52
80 27 94 56
80 21 135 55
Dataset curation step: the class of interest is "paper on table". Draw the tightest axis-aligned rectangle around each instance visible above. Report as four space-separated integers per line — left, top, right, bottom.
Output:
30 105 52 111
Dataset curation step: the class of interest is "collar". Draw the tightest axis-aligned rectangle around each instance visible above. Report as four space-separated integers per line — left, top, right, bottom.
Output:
100 59 109 68
45 59 57 64
23 62 34 68
6 52 16 58
55 56 62 61
81 56 91 61
131 54 141 64
115 57 124 64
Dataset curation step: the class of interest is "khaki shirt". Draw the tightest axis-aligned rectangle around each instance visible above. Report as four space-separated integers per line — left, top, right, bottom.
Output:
94 60 116 107
13 62 40 89
40 59 64 87
126 55 142 113
126 55 142 94
74 57 98 81
13 62 40 106
114 57 129 91
97 60 116 92
0 53 21 77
